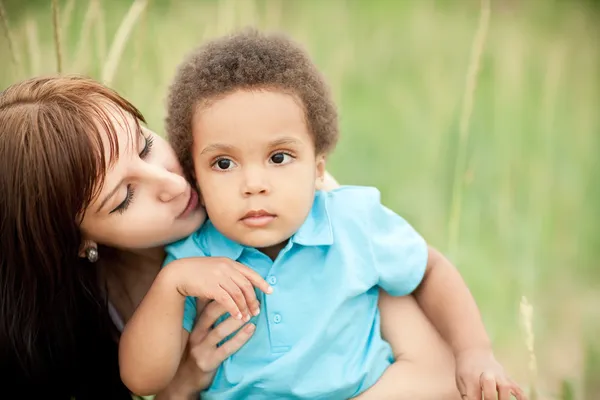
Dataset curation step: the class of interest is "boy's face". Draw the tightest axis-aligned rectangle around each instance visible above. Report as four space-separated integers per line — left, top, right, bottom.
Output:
191 89 325 252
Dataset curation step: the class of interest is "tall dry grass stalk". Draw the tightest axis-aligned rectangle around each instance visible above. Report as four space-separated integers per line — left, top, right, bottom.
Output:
25 18 41 75
520 296 539 400
447 0 491 255
51 0 63 73
0 0 19 68
101 0 148 86
95 0 107 64
60 0 76 35
73 0 100 72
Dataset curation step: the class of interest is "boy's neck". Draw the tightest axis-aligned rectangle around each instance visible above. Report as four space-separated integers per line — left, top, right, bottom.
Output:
258 240 288 261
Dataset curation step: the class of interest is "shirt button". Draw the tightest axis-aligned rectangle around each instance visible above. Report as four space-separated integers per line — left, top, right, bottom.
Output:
273 314 282 324
268 276 277 285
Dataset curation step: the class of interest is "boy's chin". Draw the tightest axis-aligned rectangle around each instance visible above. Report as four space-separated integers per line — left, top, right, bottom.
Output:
239 232 289 251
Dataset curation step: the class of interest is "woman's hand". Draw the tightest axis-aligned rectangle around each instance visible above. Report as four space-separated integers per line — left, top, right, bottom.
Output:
454 347 526 400
156 300 256 399
169 256 272 321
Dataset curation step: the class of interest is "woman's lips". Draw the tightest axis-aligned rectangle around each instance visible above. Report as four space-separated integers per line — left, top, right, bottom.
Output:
178 189 199 219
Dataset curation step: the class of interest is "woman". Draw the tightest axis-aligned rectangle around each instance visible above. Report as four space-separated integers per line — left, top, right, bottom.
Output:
0 75 459 399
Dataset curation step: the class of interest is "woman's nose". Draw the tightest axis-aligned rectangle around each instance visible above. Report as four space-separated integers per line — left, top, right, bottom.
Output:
145 165 188 202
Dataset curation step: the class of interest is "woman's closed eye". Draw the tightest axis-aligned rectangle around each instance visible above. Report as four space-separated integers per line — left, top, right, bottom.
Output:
111 185 135 214
139 134 154 159
109 135 153 214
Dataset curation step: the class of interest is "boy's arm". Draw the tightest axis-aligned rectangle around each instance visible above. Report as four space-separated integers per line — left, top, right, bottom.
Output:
119 257 271 396
119 266 191 396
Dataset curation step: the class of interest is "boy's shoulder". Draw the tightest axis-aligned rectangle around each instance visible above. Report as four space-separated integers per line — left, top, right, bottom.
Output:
164 228 207 265
319 185 383 212
315 185 386 230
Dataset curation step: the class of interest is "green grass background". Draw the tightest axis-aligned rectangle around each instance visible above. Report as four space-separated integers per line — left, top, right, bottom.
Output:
2 0 599 398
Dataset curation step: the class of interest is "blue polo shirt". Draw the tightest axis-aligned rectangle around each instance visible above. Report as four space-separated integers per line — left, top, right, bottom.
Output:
164 186 428 399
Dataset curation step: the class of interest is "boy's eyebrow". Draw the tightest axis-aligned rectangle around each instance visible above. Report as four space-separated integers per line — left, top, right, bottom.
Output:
269 136 303 148
199 143 237 156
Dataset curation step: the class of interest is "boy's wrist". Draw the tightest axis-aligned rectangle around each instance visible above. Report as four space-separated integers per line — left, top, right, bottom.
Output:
157 260 187 299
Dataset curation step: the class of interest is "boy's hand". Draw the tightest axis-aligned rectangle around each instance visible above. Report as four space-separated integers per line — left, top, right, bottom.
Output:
170 257 273 322
455 347 526 400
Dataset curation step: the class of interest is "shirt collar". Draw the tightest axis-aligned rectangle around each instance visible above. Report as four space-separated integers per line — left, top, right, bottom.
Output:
197 222 246 261
199 190 334 260
290 190 334 247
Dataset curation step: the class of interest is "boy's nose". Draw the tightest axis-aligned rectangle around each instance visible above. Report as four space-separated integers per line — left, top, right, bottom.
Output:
242 167 270 196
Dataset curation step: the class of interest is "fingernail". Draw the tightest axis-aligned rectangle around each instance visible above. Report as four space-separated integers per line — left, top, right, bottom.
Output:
244 323 256 333
244 314 251 322
236 312 242 320
267 286 273 294
253 308 260 316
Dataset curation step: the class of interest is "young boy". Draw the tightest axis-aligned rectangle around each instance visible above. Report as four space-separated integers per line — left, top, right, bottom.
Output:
120 29 524 400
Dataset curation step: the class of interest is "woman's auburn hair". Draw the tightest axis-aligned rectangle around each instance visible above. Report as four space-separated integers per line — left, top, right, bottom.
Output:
0 75 144 398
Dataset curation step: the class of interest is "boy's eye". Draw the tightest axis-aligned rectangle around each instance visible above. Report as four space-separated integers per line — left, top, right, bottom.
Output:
212 158 237 171
270 152 293 165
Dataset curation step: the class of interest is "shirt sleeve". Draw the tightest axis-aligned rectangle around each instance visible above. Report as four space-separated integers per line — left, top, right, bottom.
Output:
163 236 207 333
362 188 428 296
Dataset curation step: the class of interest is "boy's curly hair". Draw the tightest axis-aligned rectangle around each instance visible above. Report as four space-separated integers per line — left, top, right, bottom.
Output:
166 28 338 183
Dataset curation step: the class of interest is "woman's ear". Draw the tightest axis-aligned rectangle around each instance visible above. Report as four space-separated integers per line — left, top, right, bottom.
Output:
78 239 98 259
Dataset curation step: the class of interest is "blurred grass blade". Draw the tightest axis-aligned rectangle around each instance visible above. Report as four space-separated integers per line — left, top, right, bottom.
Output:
51 0 63 73
0 0 19 68
101 0 148 86
520 296 538 400
447 0 491 255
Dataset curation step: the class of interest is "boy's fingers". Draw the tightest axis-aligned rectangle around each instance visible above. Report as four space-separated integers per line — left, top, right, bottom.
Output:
233 263 273 295
480 372 496 399
220 278 249 319
214 323 256 364
216 286 242 320
231 273 260 316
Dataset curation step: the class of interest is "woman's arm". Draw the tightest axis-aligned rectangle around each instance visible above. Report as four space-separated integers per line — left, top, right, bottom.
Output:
413 247 525 399
353 292 460 400
119 257 271 396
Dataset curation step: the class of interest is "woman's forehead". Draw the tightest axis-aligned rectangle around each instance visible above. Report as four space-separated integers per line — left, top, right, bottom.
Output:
84 102 143 207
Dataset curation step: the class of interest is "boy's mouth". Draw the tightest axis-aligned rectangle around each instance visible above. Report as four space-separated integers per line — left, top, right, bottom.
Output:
240 209 276 227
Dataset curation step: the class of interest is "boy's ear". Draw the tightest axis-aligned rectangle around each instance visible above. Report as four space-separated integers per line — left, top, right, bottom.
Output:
315 155 326 185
